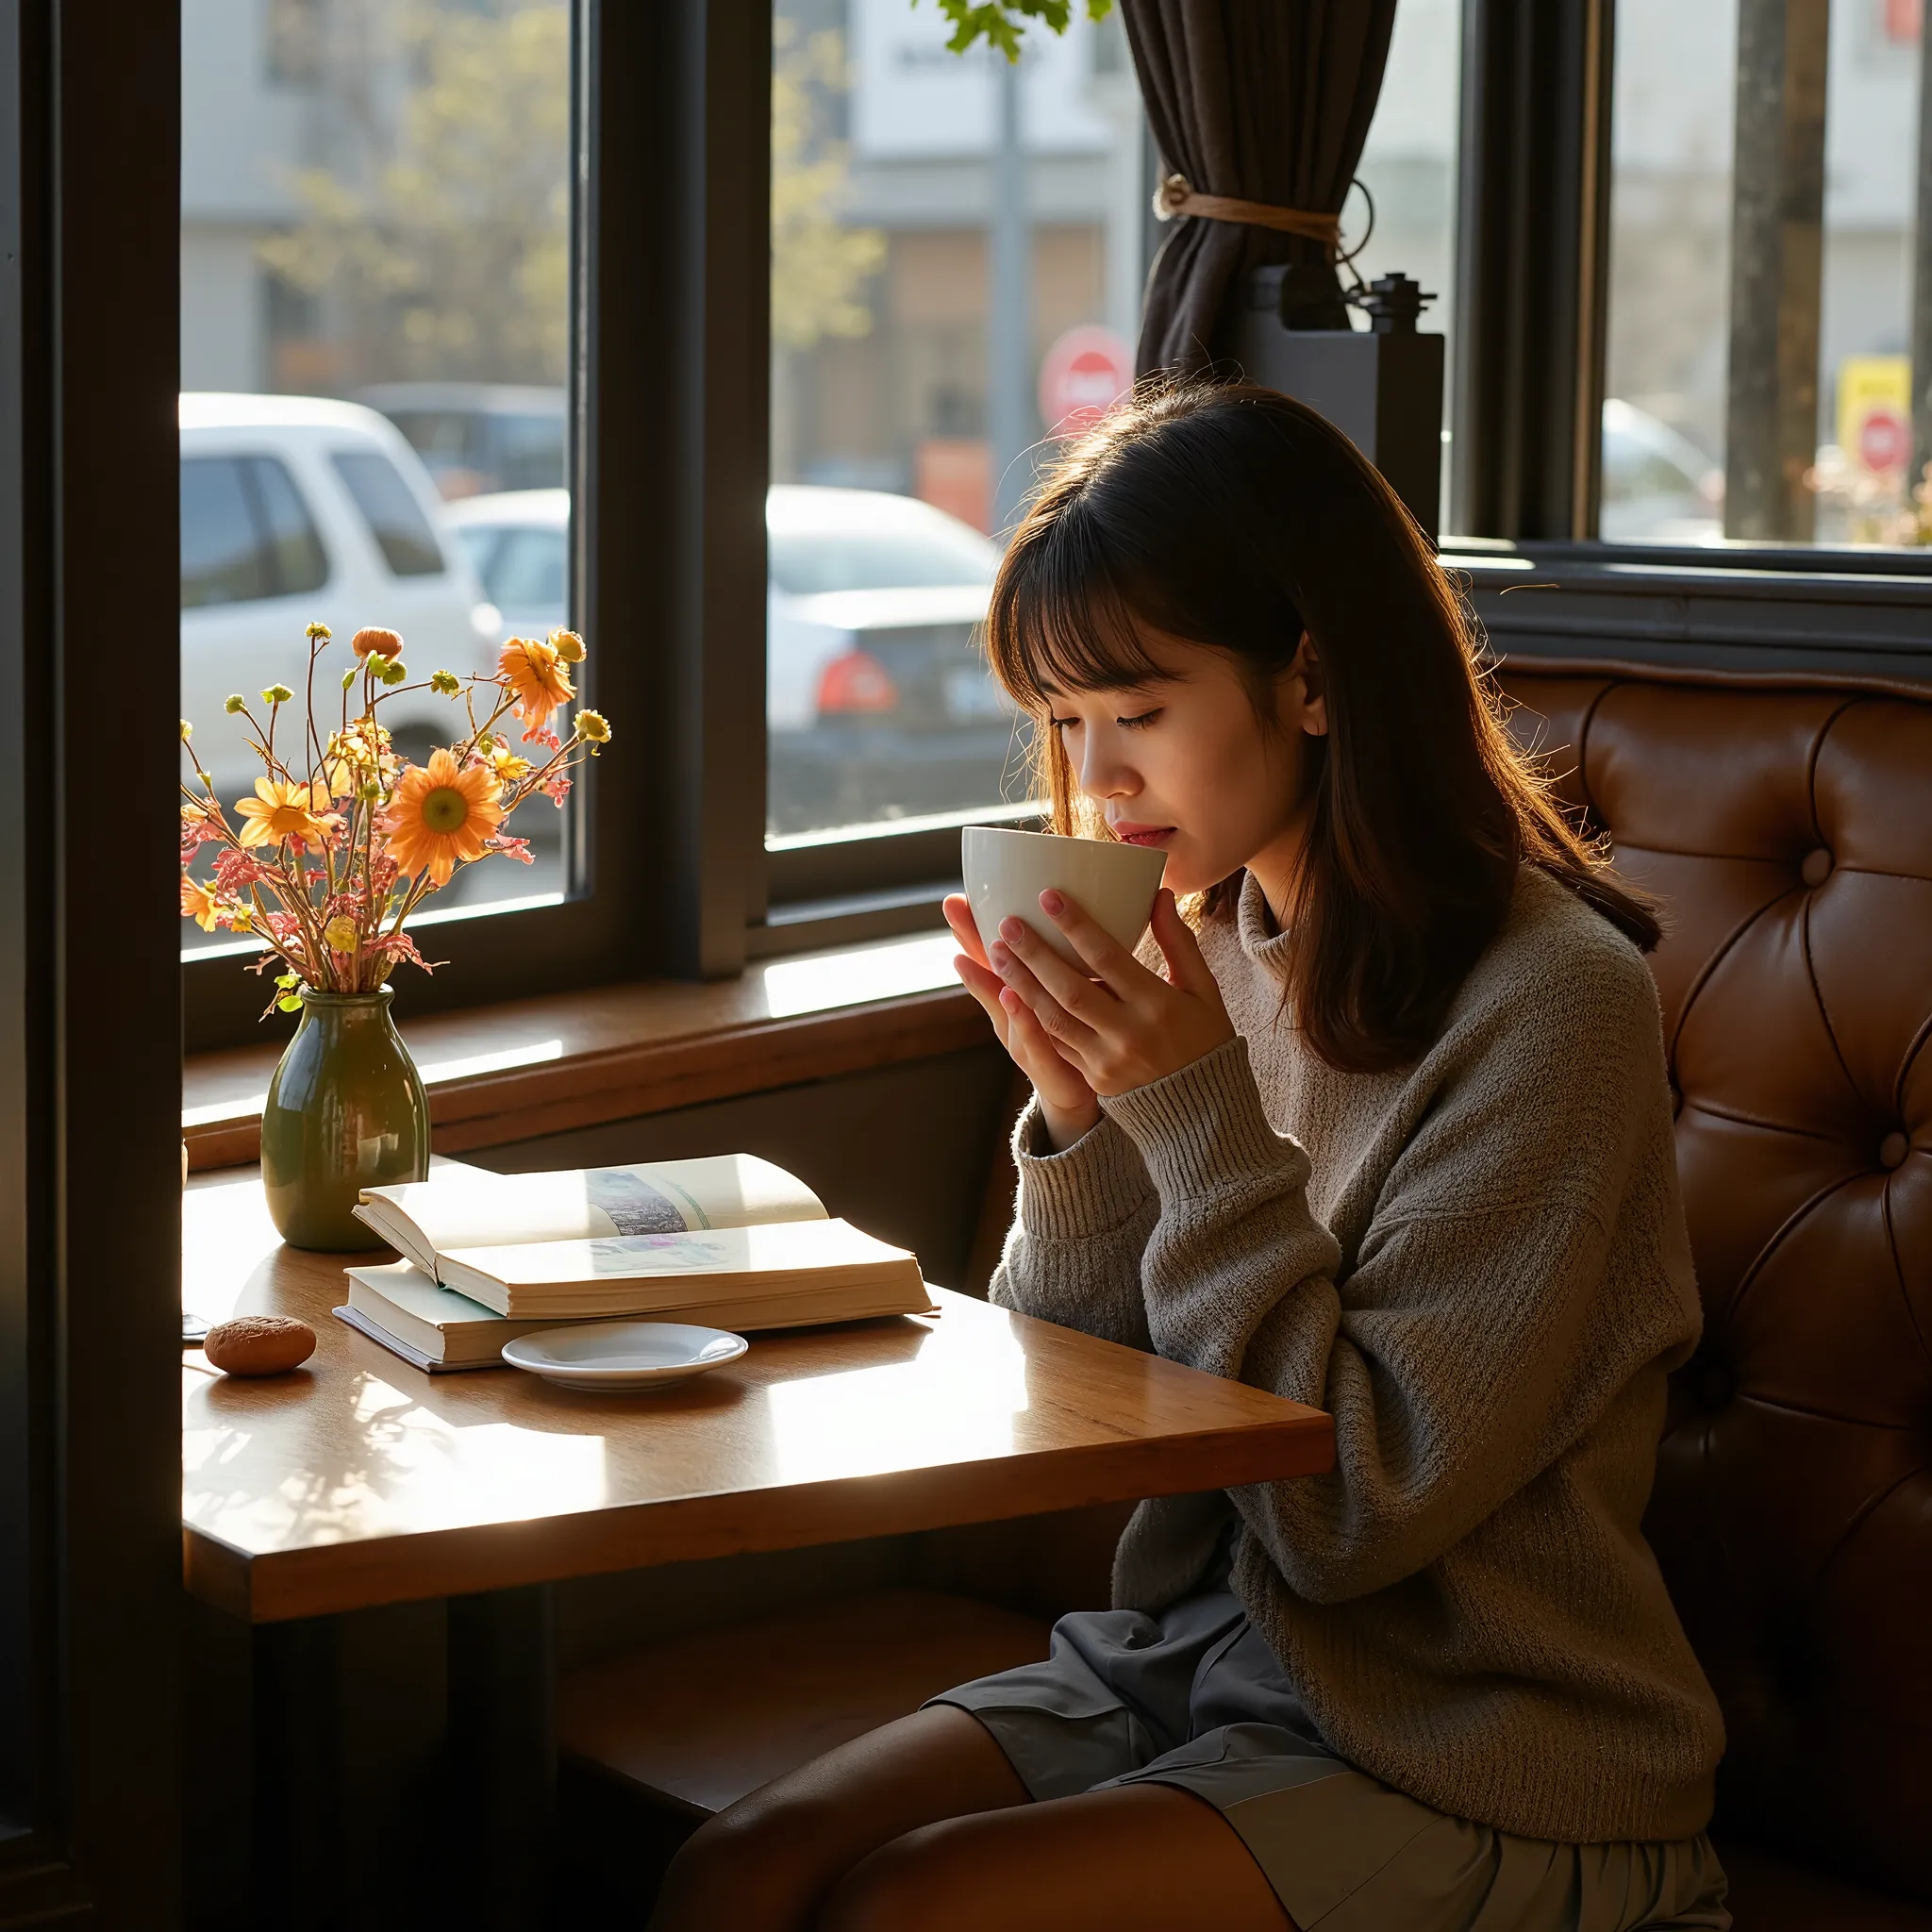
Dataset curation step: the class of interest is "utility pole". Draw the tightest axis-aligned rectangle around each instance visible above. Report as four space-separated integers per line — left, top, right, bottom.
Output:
988 50 1032 540
1723 0 1829 542
1908 0 1932 503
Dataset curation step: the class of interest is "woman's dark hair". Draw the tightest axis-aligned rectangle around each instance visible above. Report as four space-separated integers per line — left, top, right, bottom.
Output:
984 377 1659 1074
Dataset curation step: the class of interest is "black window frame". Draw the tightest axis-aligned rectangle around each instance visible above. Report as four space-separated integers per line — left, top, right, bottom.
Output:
3 0 185 1918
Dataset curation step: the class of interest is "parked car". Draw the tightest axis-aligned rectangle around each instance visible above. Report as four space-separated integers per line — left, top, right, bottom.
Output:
442 484 1020 834
180 392 503 811
1600 398 1724 543
357 383 566 500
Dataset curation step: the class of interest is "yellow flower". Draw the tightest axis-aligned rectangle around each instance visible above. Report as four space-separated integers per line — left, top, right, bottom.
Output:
550 628 587 664
179 719 192 741
381 748 503 886
485 742 532 784
575 708 610 744
323 915 358 952
180 877 222 931
497 637 575 741
352 626 404 661
323 722 397 798
306 622 332 641
234 776 338 852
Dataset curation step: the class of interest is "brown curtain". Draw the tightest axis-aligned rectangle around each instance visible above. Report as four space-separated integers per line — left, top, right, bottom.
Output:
1121 0 1399 375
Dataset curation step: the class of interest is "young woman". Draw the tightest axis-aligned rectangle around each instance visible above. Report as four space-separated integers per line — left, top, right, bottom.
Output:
648 382 1728 1932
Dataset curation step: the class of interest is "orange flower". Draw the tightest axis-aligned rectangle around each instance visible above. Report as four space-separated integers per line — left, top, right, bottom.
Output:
180 876 222 931
382 749 503 886
498 637 574 741
234 777 338 852
352 626 404 661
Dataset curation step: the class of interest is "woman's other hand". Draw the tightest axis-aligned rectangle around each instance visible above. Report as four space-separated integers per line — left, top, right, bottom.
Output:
944 892 1101 1150
984 888 1236 1098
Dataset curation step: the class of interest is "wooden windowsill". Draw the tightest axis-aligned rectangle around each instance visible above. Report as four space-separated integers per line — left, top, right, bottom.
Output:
181 928 984 1171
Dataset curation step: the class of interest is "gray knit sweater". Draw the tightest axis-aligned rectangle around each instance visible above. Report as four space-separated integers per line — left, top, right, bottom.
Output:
991 865 1724 1844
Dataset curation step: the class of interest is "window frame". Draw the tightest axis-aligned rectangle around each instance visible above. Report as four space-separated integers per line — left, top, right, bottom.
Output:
1452 0 1932 593
181 0 774 1053
3 0 185 1916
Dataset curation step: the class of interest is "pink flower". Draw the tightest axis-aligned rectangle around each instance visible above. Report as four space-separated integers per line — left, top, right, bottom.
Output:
213 849 270 893
542 774 572 808
375 932 442 974
485 835 535 865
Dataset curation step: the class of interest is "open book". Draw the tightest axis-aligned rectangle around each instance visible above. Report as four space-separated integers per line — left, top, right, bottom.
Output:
341 1154 933 1354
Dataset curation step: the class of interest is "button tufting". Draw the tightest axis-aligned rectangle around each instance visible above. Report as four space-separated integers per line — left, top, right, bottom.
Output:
1800 848 1833 888
1878 1131 1909 1170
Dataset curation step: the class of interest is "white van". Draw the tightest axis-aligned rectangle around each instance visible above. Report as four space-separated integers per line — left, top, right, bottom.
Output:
179 394 502 808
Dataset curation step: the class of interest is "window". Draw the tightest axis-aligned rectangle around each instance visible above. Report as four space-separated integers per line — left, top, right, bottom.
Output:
180 455 328 608
180 458 274 607
250 455 331 595
1603 0 1929 548
766 0 1148 843
182 0 591 1016
329 449 446 576
1350 0 1463 525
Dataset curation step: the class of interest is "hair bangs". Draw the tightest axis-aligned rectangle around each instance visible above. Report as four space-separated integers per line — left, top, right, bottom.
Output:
985 501 1187 713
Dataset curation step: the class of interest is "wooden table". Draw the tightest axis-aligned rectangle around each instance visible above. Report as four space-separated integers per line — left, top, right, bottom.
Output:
182 1166 1333 1924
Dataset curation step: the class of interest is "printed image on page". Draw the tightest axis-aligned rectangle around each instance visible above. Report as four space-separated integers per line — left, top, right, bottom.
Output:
365 1154 824 1256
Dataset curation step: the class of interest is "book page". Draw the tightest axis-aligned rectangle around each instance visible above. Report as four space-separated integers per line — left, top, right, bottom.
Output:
358 1153 827 1257
446 1216 910 1288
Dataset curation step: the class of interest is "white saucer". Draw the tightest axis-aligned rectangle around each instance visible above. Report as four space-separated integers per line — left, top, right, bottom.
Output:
501 1320 749 1391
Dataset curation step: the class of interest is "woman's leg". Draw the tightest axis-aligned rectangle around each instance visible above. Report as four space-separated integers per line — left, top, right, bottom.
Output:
820 1783 1297 1932
645 1704 1027 1932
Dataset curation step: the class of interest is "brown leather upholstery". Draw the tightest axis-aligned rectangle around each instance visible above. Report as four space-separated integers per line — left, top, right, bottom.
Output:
1497 664 1932 1916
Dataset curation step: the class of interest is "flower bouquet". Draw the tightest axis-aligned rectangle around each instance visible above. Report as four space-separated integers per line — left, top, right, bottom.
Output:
180 624 610 1248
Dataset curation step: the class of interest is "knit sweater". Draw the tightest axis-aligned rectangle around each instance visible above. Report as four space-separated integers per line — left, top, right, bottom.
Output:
991 864 1725 1844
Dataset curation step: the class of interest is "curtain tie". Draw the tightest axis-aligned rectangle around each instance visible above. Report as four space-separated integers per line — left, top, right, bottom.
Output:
1153 173 1341 250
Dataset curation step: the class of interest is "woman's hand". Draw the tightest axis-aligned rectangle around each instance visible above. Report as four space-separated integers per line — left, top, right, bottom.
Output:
944 892 1101 1150
983 887 1236 1099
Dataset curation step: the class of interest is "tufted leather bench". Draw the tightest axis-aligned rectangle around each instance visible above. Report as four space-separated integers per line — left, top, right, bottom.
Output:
563 659 1931 1927
1497 660 1932 1928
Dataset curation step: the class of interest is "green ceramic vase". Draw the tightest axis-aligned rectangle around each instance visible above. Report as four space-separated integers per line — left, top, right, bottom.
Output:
260 986 429 1250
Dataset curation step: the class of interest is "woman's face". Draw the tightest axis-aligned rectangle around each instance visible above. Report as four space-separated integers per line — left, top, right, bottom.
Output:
1041 632 1327 902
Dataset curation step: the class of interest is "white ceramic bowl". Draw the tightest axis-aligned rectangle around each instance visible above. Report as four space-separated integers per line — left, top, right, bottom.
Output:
961 824 1167 967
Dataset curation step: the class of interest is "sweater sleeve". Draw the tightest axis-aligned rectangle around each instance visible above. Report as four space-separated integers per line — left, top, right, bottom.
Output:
987 1096 1158 1354
1101 947 1690 1605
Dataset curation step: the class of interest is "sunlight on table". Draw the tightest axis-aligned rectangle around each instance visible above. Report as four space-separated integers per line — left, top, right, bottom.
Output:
183 1371 608 1549
761 1314 1029 1483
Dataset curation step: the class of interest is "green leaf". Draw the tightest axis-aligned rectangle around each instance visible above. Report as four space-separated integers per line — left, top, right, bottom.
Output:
275 995 302 1013
922 0 1098 58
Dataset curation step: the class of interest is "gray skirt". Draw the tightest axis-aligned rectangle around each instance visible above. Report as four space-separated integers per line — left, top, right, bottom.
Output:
927 1561 1730 1932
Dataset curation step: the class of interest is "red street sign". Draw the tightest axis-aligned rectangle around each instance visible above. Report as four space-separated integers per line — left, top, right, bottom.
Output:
1858 408 1910 475
1039 325 1135 438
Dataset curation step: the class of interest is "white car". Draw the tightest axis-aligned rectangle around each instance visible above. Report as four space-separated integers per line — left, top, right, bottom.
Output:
442 484 1012 832
1600 399 1724 544
179 393 502 808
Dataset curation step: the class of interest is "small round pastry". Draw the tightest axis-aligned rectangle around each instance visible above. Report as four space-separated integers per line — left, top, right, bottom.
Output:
204 1314 317 1377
